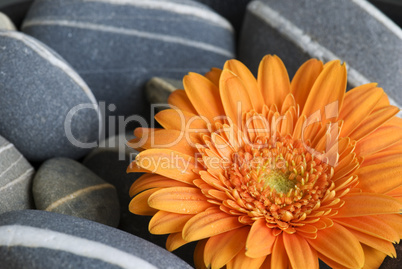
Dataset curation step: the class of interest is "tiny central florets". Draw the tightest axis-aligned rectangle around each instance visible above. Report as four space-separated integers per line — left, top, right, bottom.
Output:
261 170 295 194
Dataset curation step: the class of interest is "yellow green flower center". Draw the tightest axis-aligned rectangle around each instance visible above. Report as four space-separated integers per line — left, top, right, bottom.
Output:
262 170 295 194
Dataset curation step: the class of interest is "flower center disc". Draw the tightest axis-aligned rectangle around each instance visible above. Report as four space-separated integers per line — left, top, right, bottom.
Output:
262 170 295 194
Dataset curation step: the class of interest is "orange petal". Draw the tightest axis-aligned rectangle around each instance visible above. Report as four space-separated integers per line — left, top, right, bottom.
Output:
301 60 346 121
128 188 160 216
348 228 396 257
166 232 188 251
129 174 188 197
134 149 198 184
168 89 198 114
182 208 244 241
155 108 209 132
134 129 197 156
148 187 211 214
356 160 402 194
334 193 401 218
184 72 225 123
349 106 399 141
283 233 318 269
338 84 383 136
149 210 193 234
224 59 264 112
379 214 402 238
333 216 399 243
205 67 222 87
245 218 276 258
361 244 387 269
307 222 364 268
204 227 249 269
270 234 289 269
226 248 266 269
258 55 290 110
194 239 209 269
290 58 323 112
354 122 402 157
220 69 254 127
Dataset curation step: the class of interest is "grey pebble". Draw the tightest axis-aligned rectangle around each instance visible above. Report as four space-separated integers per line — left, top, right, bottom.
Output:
0 30 100 162
0 135 34 214
0 210 192 269
22 0 235 134
0 11 16 30
145 77 183 111
33 157 120 227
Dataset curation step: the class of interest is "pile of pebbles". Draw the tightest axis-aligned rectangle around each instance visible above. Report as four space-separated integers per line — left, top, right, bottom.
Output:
0 0 401 268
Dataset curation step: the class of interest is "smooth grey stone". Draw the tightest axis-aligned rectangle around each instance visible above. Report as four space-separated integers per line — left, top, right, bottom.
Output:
0 210 192 269
239 0 402 115
33 157 120 227
195 0 252 37
0 12 16 30
0 0 33 29
22 0 235 134
0 30 100 162
146 77 183 111
0 135 34 214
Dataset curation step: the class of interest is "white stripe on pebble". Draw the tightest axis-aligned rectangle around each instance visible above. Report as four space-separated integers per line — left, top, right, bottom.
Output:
0 143 13 154
0 168 33 192
0 155 23 179
84 0 233 31
250 1 402 117
22 19 235 58
0 225 157 269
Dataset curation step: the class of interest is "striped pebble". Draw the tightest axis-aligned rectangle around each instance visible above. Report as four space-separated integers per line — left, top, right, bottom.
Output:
0 210 192 269
33 157 120 227
0 30 100 162
22 0 235 132
0 135 34 214
239 0 402 116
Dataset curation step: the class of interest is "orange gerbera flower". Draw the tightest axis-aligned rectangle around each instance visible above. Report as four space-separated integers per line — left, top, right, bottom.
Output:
128 55 402 269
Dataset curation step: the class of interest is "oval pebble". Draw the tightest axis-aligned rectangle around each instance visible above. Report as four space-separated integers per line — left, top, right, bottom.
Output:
0 11 16 30
0 30 101 162
0 210 192 269
21 0 235 133
0 135 34 214
33 157 120 227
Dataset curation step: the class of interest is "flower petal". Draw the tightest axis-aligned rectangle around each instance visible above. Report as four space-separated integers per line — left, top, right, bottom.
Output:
290 58 323 112
183 208 244 241
166 232 188 251
334 216 399 243
149 210 193 234
168 89 198 114
224 59 264 112
194 239 209 269
129 174 188 197
226 248 266 269
148 187 211 214
204 67 222 87
361 244 387 269
184 72 225 123
307 222 364 268
220 69 254 127
258 55 290 110
134 149 198 184
347 228 396 257
245 218 276 258
155 108 209 132
301 60 346 120
334 193 401 218
338 84 383 136
128 188 160 216
356 160 402 194
349 106 399 141
204 227 249 269
270 234 289 269
283 233 318 269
